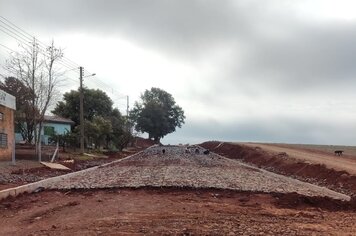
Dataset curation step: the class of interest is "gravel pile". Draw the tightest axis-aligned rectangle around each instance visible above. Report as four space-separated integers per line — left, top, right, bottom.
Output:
46 146 350 200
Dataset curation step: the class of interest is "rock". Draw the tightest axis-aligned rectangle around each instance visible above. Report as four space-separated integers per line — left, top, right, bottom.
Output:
33 186 45 193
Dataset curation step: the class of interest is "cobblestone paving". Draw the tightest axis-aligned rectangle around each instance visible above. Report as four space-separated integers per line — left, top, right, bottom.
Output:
47 146 350 200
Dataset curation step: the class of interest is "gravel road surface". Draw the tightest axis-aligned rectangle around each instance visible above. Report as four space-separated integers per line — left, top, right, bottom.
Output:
46 146 349 200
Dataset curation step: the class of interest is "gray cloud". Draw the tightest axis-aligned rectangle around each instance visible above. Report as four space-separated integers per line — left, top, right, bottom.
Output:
236 23 356 91
163 116 356 145
1 0 249 57
2 0 356 145
5 0 356 85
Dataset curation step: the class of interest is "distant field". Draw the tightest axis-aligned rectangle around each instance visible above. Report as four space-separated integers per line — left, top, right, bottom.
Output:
241 142 356 157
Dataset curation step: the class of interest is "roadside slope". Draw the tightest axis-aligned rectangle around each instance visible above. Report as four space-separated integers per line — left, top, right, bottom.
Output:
200 141 356 195
244 143 356 175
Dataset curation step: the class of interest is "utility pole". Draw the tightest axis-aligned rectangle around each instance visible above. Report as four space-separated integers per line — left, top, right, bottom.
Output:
79 67 95 154
79 66 84 154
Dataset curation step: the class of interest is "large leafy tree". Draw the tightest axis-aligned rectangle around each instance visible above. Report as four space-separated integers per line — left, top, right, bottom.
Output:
53 88 131 150
52 87 113 125
130 87 185 142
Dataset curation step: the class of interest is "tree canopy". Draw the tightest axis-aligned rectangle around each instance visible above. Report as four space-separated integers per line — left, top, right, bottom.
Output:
130 87 185 141
52 87 113 125
52 88 131 150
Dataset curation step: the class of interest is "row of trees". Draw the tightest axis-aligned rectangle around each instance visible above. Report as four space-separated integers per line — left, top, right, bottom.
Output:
1 38 186 156
0 76 132 151
51 86 186 148
1 76 186 152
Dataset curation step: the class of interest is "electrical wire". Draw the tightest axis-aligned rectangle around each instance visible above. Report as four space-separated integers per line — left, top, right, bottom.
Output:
0 16 130 112
0 16 80 69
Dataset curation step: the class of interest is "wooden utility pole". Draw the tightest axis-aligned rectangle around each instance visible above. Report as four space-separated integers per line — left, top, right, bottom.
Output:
79 66 84 154
79 67 95 154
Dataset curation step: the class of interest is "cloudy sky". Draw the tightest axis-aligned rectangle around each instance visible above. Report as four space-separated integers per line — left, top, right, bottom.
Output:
1 0 356 145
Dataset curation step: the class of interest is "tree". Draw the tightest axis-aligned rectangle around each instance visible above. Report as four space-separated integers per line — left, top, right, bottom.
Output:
0 77 37 143
109 108 132 151
48 129 77 152
53 88 132 151
52 87 113 125
85 116 112 149
5 38 63 161
130 87 185 142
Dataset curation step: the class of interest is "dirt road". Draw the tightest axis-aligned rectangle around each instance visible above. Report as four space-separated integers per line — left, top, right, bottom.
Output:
2 144 356 235
1 188 356 236
45 146 348 200
243 143 356 175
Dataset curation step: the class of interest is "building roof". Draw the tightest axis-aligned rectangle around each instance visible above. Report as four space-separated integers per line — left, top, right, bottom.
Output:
44 115 75 125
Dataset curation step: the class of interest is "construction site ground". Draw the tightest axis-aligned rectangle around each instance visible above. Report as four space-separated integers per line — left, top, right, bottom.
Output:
0 146 137 191
1 142 356 235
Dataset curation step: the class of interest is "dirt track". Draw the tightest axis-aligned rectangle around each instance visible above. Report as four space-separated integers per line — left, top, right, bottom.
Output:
244 143 356 175
2 143 356 235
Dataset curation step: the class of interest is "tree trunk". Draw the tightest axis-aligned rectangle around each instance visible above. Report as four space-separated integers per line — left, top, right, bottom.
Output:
37 122 43 162
154 136 160 143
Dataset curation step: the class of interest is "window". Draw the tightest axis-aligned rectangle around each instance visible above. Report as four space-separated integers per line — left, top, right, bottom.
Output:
0 133 7 148
44 126 55 136
0 112 3 121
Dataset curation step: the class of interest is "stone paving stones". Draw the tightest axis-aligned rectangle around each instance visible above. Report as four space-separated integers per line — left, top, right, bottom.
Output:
47 146 350 200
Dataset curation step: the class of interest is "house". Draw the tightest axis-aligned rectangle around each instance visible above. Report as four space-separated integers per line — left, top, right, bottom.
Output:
41 115 75 145
15 115 74 145
0 89 16 161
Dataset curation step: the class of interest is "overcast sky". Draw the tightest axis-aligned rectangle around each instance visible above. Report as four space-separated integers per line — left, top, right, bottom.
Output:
1 0 356 145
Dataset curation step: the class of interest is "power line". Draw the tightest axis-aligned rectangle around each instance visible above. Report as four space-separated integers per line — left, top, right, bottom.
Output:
0 17 33 42
0 18 79 71
0 17 86 88
0 17 126 96
0 16 131 111
0 28 75 71
0 43 16 52
0 16 80 69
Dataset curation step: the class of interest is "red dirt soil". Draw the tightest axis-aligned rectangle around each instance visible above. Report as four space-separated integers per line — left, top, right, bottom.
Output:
1 187 356 235
200 141 356 196
2 142 356 235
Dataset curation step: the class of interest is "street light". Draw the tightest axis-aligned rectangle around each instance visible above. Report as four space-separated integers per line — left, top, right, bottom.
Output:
84 73 96 78
79 67 95 154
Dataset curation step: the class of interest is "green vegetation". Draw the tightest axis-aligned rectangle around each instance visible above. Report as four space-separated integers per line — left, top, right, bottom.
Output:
53 88 132 151
130 87 185 142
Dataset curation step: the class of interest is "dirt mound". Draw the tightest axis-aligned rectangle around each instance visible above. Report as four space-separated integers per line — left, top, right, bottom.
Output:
200 141 356 196
134 137 158 148
272 192 356 211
